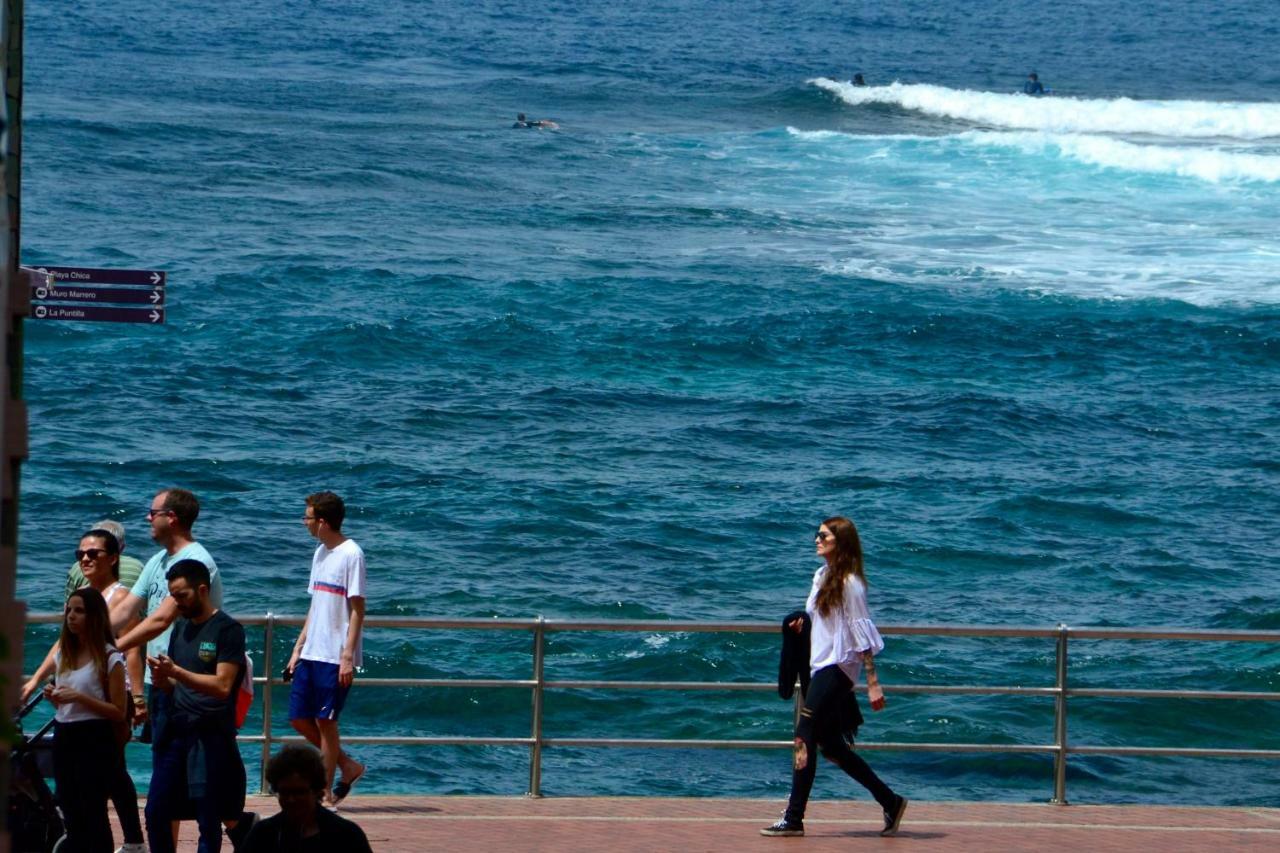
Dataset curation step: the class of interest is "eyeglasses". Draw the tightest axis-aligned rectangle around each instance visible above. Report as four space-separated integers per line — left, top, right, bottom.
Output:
301 515 317 522
815 530 832 542
146 508 173 518
75 548 109 561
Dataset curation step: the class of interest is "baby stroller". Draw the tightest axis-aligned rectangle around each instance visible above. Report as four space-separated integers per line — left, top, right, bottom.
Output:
8 691 66 852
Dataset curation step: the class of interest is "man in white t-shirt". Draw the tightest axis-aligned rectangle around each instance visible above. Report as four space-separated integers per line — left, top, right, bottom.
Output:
286 491 367 805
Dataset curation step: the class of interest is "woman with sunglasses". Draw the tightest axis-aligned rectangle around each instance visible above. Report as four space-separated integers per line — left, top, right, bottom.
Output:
761 516 908 839
23 530 147 853
45 586 129 852
23 530 142 698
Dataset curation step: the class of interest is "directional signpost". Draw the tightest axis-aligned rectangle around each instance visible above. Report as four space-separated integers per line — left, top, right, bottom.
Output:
25 265 167 324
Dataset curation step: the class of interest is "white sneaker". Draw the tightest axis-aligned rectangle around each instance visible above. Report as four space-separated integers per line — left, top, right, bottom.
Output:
116 844 148 853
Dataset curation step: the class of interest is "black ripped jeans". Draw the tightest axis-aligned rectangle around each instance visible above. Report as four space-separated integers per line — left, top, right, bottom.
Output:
785 664 897 822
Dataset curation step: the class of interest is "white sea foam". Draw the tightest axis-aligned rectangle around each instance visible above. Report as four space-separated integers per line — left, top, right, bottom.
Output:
812 78 1280 140
964 131 1280 183
784 126 1280 184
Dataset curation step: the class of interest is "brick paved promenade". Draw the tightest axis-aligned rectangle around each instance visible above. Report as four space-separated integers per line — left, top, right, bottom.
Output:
134 795 1280 852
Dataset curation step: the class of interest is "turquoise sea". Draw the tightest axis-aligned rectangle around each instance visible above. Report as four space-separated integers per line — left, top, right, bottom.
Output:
17 1 1280 805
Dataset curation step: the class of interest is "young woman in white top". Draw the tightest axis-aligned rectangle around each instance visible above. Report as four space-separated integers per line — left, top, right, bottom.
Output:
45 585 128 852
761 516 908 838
23 530 147 852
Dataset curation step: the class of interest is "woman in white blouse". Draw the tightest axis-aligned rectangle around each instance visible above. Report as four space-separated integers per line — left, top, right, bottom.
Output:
761 516 908 839
44 586 128 852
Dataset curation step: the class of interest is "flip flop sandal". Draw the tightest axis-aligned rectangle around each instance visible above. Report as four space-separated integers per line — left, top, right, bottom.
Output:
332 769 364 805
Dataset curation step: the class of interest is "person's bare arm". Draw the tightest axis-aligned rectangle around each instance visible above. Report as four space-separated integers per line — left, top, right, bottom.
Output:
21 641 60 702
338 597 366 688
116 596 180 652
110 590 145 634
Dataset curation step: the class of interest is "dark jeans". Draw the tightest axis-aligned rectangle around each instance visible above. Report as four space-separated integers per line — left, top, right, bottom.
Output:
145 720 245 853
785 664 897 822
53 718 118 853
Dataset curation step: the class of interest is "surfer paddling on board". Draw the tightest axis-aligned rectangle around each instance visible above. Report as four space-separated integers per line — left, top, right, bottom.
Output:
513 113 559 129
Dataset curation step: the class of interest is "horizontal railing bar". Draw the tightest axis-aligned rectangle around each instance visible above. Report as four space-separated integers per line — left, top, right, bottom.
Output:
336 678 536 689
884 684 1059 696
542 620 778 634
541 738 1060 754
542 680 1059 697
232 733 1280 760
23 613 1280 643
1065 628 1280 643
270 735 536 747
1066 688 1280 701
133 674 1280 702
1067 746 1280 759
545 680 776 692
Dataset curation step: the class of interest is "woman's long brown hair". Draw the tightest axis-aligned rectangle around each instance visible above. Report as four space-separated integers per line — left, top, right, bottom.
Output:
56 587 115 684
813 516 866 618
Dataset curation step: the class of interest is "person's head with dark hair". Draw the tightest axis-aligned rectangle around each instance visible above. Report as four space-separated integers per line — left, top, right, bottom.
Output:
267 744 328 798
79 528 121 586
158 488 200 529
59 587 115 681
166 558 213 619
84 528 120 556
266 744 328 830
166 558 210 589
248 747 374 850
305 492 346 531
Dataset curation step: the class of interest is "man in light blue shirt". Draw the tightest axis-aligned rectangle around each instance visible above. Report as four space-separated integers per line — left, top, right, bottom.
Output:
112 488 223 727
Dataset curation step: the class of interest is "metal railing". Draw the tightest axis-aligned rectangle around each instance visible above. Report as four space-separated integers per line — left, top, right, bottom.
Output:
24 614 1280 802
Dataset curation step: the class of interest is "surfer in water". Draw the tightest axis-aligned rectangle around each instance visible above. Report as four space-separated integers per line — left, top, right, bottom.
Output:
852 73 866 86
513 113 559 130
1022 72 1046 95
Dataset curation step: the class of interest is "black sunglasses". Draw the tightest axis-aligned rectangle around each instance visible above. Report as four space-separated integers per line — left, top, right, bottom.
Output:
75 548 109 561
815 530 832 542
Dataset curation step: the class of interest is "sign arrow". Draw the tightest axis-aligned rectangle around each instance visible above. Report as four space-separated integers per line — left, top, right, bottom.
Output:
150 288 162 304
150 272 162 285
30 304 166 324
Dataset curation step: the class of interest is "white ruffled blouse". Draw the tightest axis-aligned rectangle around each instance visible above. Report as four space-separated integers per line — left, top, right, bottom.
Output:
805 566 885 682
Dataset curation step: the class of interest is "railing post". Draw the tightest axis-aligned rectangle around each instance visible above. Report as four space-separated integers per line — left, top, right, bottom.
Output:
260 612 275 795
527 616 546 797
1050 623 1069 805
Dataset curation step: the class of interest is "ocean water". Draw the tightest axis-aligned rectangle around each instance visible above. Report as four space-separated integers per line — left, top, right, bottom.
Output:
16 0 1280 805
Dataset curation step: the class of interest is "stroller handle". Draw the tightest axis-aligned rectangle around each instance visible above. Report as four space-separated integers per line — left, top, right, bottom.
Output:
14 685 46 722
